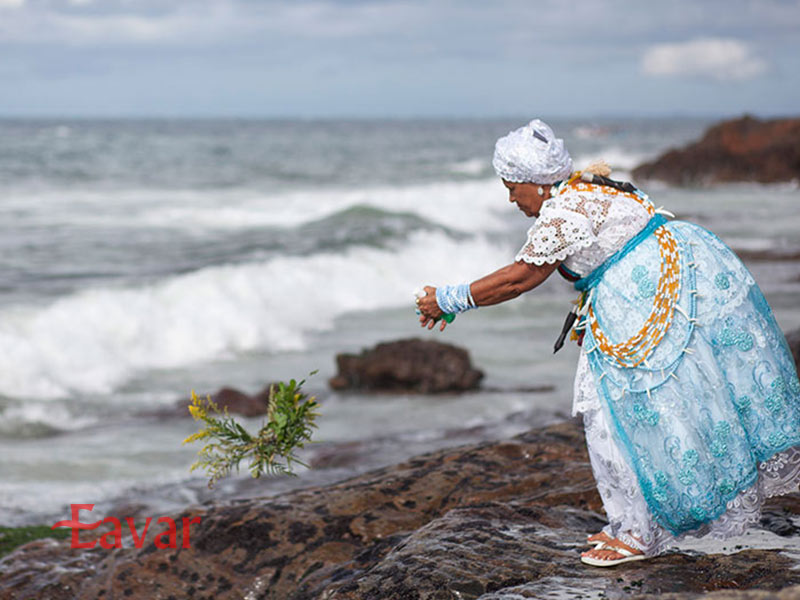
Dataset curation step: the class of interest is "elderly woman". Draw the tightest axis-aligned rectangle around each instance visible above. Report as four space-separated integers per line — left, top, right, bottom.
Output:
416 119 800 567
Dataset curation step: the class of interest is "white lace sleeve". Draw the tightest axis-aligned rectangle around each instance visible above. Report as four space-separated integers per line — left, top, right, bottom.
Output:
515 196 597 265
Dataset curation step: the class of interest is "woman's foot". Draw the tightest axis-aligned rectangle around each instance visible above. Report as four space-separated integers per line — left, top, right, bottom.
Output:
586 531 612 546
580 538 646 567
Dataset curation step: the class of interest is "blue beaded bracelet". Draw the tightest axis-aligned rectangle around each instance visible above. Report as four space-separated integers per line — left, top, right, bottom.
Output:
435 283 477 315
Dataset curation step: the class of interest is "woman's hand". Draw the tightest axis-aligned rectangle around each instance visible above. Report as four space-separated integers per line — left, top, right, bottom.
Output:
417 285 448 331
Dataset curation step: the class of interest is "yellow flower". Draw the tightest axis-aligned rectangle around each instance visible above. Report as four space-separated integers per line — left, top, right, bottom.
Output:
183 430 210 445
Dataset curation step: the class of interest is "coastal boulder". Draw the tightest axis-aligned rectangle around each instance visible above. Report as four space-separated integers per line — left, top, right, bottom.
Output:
150 383 280 418
328 337 484 393
207 385 279 417
633 115 800 185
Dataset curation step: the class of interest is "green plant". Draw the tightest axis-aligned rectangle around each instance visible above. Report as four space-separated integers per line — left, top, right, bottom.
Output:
0 525 71 558
183 374 321 488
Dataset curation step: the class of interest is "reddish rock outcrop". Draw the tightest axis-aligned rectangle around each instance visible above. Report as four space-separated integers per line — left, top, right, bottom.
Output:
633 115 800 185
329 338 484 393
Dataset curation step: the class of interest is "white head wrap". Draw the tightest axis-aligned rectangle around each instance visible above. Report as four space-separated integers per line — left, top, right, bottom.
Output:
492 119 573 184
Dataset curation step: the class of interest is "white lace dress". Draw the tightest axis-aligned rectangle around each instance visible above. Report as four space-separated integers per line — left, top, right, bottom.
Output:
516 181 800 556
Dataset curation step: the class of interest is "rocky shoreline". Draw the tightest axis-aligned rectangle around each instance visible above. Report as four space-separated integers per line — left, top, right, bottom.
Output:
3 415 800 599
1 333 798 598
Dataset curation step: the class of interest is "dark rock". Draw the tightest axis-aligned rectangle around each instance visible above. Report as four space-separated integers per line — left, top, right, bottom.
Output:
786 328 800 373
733 248 800 262
146 383 281 418
329 338 484 393
760 508 799 537
633 115 800 185
206 385 278 417
2 421 799 599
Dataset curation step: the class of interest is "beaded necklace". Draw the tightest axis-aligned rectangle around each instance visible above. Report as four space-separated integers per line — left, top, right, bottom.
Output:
553 173 681 368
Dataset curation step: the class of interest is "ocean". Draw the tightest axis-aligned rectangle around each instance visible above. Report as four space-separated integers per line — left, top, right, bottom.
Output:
1 117 798 526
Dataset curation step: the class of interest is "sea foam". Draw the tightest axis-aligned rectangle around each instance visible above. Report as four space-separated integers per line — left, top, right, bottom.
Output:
0 230 511 400
1 178 509 234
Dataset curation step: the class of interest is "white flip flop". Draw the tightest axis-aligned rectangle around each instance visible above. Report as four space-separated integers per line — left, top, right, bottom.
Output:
580 541 647 567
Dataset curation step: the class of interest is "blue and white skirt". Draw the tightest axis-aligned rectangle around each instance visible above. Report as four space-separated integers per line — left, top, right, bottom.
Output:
578 219 800 551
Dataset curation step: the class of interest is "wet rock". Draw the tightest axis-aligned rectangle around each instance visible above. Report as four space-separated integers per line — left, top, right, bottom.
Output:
760 508 799 537
204 385 279 417
329 337 484 393
2 421 799 600
733 248 800 262
786 328 800 373
633 115 800 185
146 383 281 418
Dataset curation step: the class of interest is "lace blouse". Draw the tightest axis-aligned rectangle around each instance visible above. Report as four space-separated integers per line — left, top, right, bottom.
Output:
513 181 656 415
515 182 652 278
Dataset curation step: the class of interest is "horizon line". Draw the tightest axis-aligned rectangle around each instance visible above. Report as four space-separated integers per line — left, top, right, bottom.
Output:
0 110 795 122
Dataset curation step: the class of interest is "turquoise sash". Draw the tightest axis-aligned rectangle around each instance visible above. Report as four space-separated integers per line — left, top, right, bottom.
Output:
574 214 667 292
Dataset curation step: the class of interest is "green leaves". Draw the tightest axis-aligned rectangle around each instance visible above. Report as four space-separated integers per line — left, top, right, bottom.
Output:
183 373 321 488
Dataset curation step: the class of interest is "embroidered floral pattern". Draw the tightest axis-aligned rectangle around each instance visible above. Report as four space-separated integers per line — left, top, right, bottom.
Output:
711 439 729 457
717 325 754 352
632 265 648 282
638 278 656 298
715 273 731 289
734 395 752 414
689 506 707 521
652 470 670 502
632 265 657 298
765 392 784 414
633 400 660 426
718 479 735 496
678 468 695 485
714 421 732 438
769 431 789 448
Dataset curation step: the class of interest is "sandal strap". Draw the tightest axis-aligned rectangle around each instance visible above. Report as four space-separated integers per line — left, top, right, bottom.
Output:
597 541 642 558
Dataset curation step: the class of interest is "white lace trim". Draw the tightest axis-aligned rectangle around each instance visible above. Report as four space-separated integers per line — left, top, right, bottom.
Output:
572 348 601 416
515 236 594 265
514 187 652 275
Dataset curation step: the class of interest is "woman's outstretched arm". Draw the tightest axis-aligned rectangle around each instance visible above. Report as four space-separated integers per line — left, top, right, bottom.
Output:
418 260 560 330
470 259 560 306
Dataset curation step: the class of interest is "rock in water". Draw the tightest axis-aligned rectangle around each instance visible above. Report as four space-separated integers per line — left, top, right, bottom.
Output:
150 384 281 418
633 115 800 185
205 385 278 417
328 337 484 393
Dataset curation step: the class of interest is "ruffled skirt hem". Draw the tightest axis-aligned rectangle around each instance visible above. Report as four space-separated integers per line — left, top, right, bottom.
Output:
582 401 800 557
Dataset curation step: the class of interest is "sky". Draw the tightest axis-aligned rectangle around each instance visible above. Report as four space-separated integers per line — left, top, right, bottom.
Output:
0 0 798 118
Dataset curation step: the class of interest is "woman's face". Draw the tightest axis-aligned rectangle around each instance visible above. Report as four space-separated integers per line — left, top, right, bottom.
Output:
502 179 548 217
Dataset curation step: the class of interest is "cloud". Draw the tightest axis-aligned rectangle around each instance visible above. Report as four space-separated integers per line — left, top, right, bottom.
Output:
0 0 416 46
641 37 768 82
